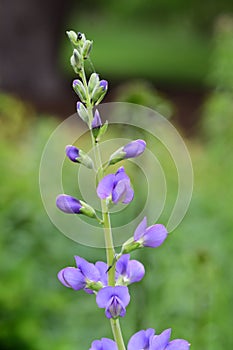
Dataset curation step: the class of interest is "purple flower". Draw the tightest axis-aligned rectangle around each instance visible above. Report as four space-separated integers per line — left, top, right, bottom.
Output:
92 109 102 129
99 80 108 92
134 217 167 248
96 286 130 319
89 338 117 350
123 139 146 158
116 254 145 285
58 256 100 293
97 167 134 204
66 145 80 162
56 194 82 214
127 328 190 350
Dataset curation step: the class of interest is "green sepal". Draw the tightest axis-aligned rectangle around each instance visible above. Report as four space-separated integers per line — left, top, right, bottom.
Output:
121 237 141 254
78 149 94 169
86 280 103 292
83 40 93 59
108 148 126 165
92 121 108 142
79 200 97 219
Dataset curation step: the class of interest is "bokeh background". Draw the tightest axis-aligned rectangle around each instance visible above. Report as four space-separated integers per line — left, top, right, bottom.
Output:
1 1 233 349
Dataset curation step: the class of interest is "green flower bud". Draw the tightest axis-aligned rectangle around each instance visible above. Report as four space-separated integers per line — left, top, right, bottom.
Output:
82 40 93 59
76 101 89 123
91 80 108 105
73 80 86 102
70 49 82 73
88 73 100 95
66 30 78 46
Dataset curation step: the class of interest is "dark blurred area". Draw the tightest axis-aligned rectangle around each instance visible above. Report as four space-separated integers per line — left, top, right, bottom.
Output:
0 0 233 131
1 1 233 350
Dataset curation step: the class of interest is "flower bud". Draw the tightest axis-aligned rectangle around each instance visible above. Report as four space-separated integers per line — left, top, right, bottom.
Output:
92 109 102 129
76 101 89 123
82 39 93 59
66 145 93 169
88 73 100 95
92 80 108 105
70 49 82 72
109 140 146 165
73 80 86 102
56 195 98 219
66 30 77 45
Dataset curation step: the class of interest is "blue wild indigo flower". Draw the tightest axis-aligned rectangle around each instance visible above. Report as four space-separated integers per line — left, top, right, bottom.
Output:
57 256 101 293
134 216 168 248
122 216 168 254
109 139 146 165
127 328 190 350
89 338 117 350
115 254 145 285
97 166 134 204
96 286 130 319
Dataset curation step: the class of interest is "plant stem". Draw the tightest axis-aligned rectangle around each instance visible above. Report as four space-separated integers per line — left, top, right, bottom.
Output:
80 64 126 349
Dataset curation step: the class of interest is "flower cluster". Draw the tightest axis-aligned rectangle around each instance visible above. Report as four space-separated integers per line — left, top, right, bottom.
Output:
55 31 191 349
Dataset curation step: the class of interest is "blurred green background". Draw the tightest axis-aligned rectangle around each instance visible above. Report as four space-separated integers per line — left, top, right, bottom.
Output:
1 1 233 349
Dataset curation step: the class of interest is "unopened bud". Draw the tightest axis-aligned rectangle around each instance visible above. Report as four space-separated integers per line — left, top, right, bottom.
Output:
88 73 100 95
91 80 108 105
73 80 86 102
76 102 89 123
82 40 93 59
66 145 93 169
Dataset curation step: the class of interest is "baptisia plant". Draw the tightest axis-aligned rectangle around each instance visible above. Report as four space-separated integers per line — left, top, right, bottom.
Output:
55 31 190 350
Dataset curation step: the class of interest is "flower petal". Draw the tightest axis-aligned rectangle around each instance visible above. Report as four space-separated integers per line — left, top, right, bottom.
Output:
90 338 117 350
75 256 100 282
151 329 171 350
60 267 85 290
127 328 155 350
123 139 146 158
116 254 130 275
97 174 115 199
143 224 168 247
133 217 147 241
127 260 145 283
95 261 108 286
56 194 82 214
166 339 190 350
66 145 80 162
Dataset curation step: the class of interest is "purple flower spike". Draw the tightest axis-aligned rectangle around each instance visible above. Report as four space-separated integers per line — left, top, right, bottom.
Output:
57 256 100 293
96 286 130 319
66 145 80 162
123 139 146 159
134 217 168 248
56 194 82 214
90 338 117 350
97 167 134 204
127 328 190 350
92 109 102 129
116 254 145 285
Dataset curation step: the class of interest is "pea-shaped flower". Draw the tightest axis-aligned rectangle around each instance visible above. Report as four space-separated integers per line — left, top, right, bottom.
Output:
127 328 190 350
109 139 146 165
58 256 101 293
96 286 130 319
89 338 117 350
97 167 134 204
116 254 145 285
122 217 168 253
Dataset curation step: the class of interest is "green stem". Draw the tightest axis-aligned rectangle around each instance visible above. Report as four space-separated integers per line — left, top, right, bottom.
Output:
79 64 126 350
111 319 126 350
